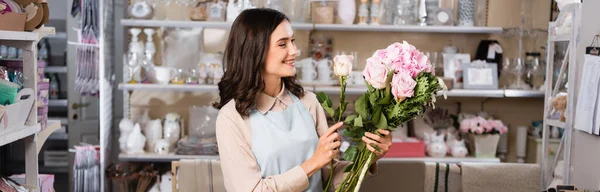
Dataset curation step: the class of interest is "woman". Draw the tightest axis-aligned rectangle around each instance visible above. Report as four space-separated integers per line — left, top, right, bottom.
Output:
214 8 393 192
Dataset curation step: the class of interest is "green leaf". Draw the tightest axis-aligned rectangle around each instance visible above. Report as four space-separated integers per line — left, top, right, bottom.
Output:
355 94 368 118
372 106 382 126
376 113 388 130
342 145 358 162
316 92 329 104
369 91 379 106
323 106 335 118
378 87 393 105
344 115 357 124
354 116 364 127
366 82 375 93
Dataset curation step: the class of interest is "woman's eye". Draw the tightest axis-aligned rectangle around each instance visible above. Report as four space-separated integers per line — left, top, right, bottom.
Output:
279 43 286 47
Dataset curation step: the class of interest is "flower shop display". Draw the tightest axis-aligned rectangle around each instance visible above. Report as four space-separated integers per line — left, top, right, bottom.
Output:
317 41 446 192
459 115 508 158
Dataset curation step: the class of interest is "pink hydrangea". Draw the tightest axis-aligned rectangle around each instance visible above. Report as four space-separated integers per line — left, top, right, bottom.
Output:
391 71 417 102
363 57 389 89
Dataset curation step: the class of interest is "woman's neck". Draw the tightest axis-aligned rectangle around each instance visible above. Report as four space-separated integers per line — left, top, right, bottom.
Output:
263 75 282 97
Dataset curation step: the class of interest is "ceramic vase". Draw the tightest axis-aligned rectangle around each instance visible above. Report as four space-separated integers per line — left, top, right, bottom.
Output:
144 119 163 152
337 0 356 25
472 134 500 158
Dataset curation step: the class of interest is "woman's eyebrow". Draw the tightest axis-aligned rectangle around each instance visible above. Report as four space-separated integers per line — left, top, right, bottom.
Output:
277 36 294 41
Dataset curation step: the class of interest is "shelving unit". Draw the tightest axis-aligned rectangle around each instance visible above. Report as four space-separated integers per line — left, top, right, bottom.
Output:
121 19 503 34
0 27 60 192
118 83 544 98
118 153 219 162
541 3 581 189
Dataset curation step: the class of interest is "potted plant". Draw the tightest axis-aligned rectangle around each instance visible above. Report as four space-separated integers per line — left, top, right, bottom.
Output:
459 115 508 158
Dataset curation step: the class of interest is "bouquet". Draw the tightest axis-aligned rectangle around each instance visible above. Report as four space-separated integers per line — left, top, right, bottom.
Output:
459 116 508 135
317 41 447 192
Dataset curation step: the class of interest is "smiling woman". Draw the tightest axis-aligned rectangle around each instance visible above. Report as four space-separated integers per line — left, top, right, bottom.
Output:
212 8 385 192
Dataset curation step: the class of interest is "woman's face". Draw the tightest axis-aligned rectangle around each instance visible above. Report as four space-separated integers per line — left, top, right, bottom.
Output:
263 20 298 78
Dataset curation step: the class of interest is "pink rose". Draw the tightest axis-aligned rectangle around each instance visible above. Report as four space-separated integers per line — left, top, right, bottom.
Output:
460 119 472 133
473 116 488 133
391 71 417 102
363 56 389 89
474 126 485 134
374 49 388 62
483 119 495 132
498 125 508 134
488 120 507 134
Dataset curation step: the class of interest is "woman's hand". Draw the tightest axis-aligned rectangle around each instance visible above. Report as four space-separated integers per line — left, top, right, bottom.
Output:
362 129 393 161
301 122 343 177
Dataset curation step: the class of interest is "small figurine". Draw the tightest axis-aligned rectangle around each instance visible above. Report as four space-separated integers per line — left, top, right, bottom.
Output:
126 123 147 154
451 139 468 158
164 113 182 150
119 118 134 152
154 139 170 154
358 0 369 25
427 133 448 158
159 172 173 192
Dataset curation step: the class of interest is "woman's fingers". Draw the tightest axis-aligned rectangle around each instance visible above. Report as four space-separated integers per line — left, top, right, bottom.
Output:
377 129 391 137
365 142 383 156
364 132 382 143
324 122 343 138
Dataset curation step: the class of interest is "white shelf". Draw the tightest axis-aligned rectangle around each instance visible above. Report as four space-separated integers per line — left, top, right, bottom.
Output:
504 89 545 98
545 119 566 128
121 19 502 33
36 120 61 154
0 124 41 147
313 24 504 33
119 153 219 162
379 157 501 163
444 89 505 97
0 27 56 42
44 66 68 73
118 83 218 92
47 99 68 107
121 19 315 30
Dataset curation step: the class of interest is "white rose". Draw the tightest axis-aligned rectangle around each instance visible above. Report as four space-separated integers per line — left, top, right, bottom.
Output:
333 54 354 77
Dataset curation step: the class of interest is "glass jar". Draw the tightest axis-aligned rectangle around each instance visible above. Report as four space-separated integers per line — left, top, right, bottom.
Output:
190 0 209 21
394 0 416 25
283 0 306 23
207 0 226 21
171 68 186 84
186 69 199 84
311 1 336 24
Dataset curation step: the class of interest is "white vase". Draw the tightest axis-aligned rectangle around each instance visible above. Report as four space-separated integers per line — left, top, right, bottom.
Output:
337 0 356 25
472 134 500 158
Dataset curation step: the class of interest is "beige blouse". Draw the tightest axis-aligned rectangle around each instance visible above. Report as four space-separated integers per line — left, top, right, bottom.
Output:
215 85 377 192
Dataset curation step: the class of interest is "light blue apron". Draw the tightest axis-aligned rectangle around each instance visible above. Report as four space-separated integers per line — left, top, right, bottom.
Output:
249 92 323 192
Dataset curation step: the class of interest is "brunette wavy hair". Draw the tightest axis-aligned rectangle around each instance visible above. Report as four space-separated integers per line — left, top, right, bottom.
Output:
213 8 305 116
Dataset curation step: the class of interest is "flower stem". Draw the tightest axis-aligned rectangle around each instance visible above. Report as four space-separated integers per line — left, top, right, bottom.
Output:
325 76 347 192
353 152 375 192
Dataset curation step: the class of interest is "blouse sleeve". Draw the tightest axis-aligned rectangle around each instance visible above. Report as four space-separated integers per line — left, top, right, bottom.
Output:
216 111 310 192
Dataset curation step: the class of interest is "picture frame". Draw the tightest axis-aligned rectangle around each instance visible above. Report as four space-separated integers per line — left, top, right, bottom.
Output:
443 53 471 89
462 60 499 89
